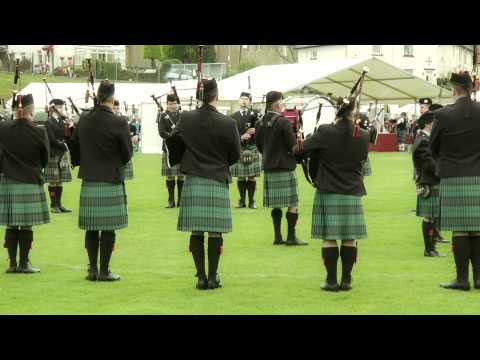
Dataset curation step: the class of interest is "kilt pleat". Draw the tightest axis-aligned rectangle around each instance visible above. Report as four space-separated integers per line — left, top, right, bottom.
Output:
161 154 183 177
263 171 299 208
416 185 440 220
177 176 232 233
79 181 128 231
44 152 72 183
231 146 262 178
0 176 50 227
439 177 480 231
311 191 367 240
362 157 372 177
124 160 134 180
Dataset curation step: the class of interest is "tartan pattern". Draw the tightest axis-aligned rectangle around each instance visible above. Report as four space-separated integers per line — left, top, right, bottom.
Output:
124 160 134 180
416 185 440 220
397 129 407 144
44 152 72 183
161 154 183 177
263 171 299 208
79 181 128 231
439 177 480 231
231 146 262 178
311 191 367 240
0 176 50 227
362 157 372 177
177 176 232 233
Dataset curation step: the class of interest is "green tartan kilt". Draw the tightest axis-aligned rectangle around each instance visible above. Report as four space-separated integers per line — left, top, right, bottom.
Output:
0 176 50 227
263 170 299 208
311 191 367 240
231 146 262 178
79 181 128 231
177 176 232 234
44 152 72 183
362 157 372 177
416 185 440 220
439 177 480 231
161 154 183 177
124 160 134 180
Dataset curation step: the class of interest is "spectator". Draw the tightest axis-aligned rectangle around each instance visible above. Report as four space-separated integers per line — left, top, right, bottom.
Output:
396 112 408 151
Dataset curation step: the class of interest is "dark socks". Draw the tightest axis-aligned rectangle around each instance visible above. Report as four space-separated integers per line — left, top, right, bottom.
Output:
5 229 18 266
340 245 358 284
246 180 256 205
470 236 480 287
422 221 434 253
99 231 115 275
177 179 184 206
286 212 298 241
271 208 283 242
85 231 100 272
322 247 339 285
208 237 223 280
17 229 33 267
452 236 470 284
48 186 57 208
189 234 205 279
237 180 247 206
166 180 175 206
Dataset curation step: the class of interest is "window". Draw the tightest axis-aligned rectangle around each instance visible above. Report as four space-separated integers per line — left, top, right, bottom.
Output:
372 45 382 55
310 50 317 60
404 45 414 56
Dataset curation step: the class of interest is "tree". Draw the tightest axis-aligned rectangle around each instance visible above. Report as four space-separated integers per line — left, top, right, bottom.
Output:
272 45 298 64
143 45 164 68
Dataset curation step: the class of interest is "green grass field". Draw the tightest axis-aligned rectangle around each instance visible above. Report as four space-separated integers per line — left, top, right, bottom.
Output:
1 152 479 315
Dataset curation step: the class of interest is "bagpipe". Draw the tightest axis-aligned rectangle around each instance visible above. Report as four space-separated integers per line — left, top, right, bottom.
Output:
473 45 480 101
42 78 74 139
84 59 97 108
11 59 21 120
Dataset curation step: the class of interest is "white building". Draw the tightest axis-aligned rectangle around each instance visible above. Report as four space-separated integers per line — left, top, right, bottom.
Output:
295 45 474 84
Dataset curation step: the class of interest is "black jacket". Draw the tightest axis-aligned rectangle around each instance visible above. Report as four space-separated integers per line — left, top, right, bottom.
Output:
45 115 67 156
412 130 439 185
71 105 133 183
431 97 480 178
169 104 241 184
297 121 370 196
157 110 181 151
0 119 50 184
255 111 297 172
231 108 261 146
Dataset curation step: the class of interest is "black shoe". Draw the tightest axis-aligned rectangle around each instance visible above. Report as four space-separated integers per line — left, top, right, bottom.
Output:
339 282 352 291
177 202 181 208
321 282 340 292
85 265 98 281
236 201 246 209
286 238 308 246
6 262 18 274
98 271 121 281
196 277 208 290
18 262 40 274
424 250 446 257
59 206 72 213
440 279 470 291
435 238 450 244
165 201 175 209
207 274 222 289
273 239 286 245
248 201 257 209
51 206 62 214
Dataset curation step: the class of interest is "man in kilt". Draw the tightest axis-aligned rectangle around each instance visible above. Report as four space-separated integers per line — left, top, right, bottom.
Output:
359 114 376 177
44 99 72 213
230 92 262 209
113 100 134 181
0 94 50 273
431 71 480 291
294 97 370 291
71 80 133 282
158 94 185 208
255 91 307 246
396 112 408 151
412 109 444 257
167 79 241 290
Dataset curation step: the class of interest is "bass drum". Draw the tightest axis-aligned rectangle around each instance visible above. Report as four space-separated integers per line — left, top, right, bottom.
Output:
300 96 336 138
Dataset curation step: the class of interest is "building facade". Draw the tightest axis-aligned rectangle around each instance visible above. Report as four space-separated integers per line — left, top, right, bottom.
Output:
215 45 296 70
295 45 474 84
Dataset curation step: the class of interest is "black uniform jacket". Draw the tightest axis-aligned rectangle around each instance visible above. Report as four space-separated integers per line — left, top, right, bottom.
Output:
255 111 297 172
45 115 67 157
168 104 241 184
157 110 181 151
431 97 480 178
0 119 50 184
297 121 370 196
412 130 439 185
231 108 260 146
71 105 133 183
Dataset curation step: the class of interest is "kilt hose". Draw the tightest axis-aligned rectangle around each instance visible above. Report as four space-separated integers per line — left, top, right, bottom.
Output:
177 176 232 234
311 190 367 240
0 176 50 227
124 159 134 180
362 157 372 177
161 154 183 177
416 185 440 221
439 176 480 232
231 146 262 178
79 181 128 231
397 129 407 144
44 152 72 184
263 170 299 208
